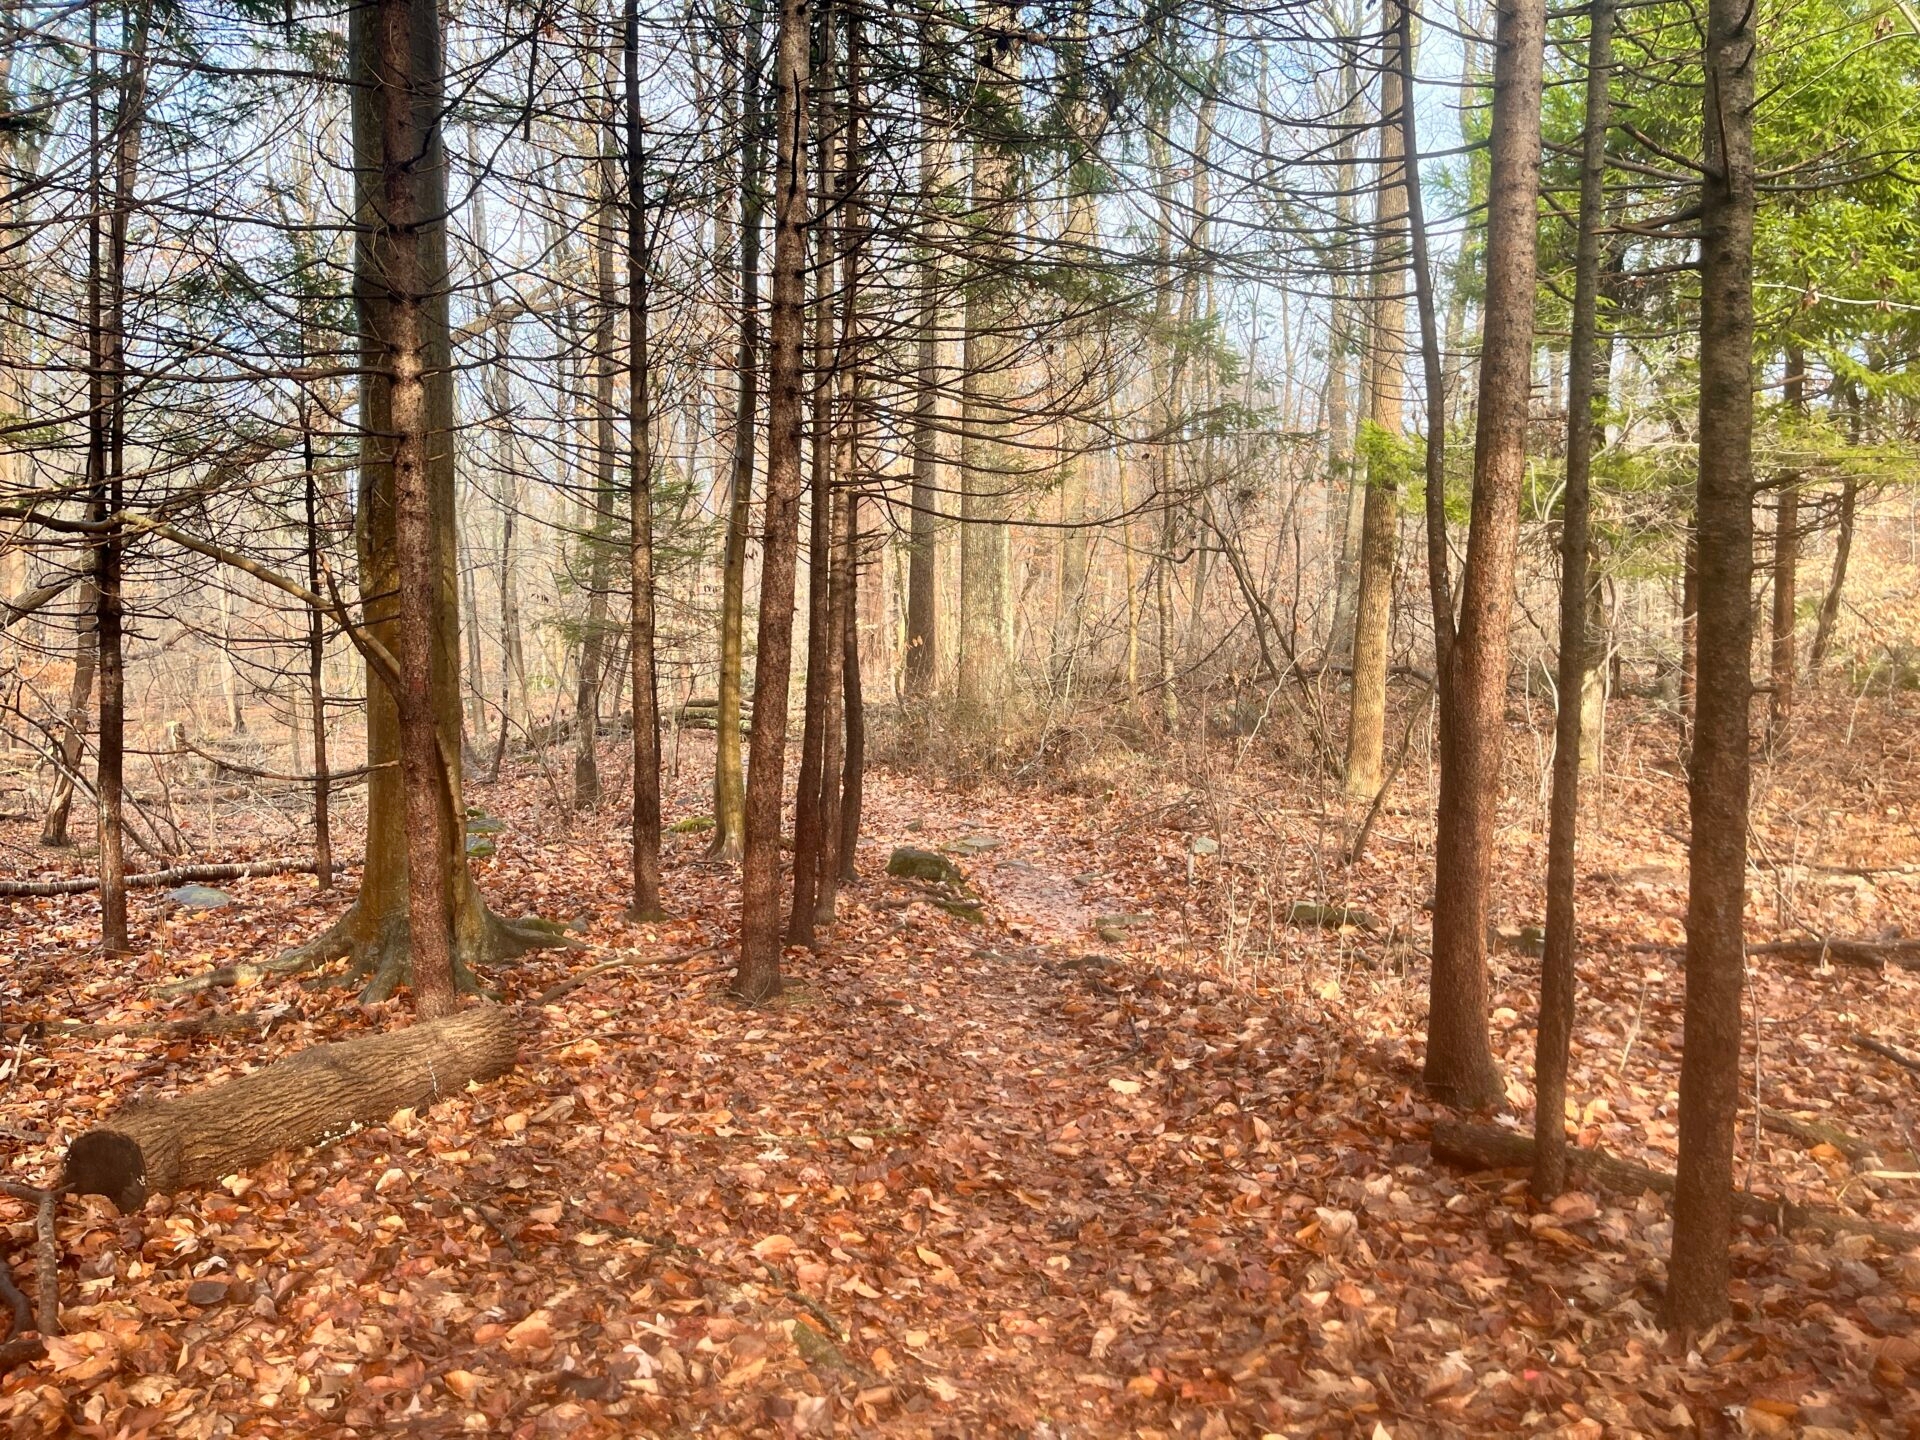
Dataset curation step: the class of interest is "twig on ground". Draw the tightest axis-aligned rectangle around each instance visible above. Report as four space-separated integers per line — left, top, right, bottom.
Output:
1854 1033 1920 1076
531 947 720 1007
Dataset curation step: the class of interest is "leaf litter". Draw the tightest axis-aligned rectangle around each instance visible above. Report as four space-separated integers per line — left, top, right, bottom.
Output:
1 692 1919 1436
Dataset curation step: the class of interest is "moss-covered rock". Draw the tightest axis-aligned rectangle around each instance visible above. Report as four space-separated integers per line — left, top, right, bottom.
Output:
887 846 965 885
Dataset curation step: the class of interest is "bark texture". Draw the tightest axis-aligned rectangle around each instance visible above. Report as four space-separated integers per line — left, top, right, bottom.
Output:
1668 0 1756 1331
1343 13 1407 798
733 0 810 1003
1533 0 1611 1200
1425 0 1546 1109
64 1007 519 1213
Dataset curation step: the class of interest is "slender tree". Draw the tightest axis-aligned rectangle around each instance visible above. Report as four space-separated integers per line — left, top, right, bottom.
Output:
734 0 811 1003
1533 0 1613 1200
1425 0 1547 1108
1768 347 1804 739
1343 11 1407 798
710 0 766 863
625 0 664 919
1669 0 1757 1332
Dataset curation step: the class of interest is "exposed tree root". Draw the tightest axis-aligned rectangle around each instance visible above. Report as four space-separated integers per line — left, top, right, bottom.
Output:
154 902 571 1002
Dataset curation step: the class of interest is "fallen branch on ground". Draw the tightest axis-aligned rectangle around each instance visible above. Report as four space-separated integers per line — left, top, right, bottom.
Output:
1751 936 1920 971
64 1006 520 1212
531 947 720 1007
0 859 329 898
1430 1119 1920 1251
0 1181 61 1366
4 1007 286 1044
1759 1108 1881 1166
1854 1033 1920 1076
1628 934 1920 972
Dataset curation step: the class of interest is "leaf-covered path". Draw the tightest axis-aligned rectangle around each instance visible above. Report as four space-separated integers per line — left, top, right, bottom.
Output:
6 712 1920 1435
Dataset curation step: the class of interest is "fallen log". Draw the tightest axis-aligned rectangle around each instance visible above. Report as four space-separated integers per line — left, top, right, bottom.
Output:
4 1008 282 1044
1430 1119 1920 1252
0 859 326 898
63 1006 519 1212
1750 936 1920 971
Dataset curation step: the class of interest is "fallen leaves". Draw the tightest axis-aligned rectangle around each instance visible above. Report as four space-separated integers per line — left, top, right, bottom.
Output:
2 701 1919 1436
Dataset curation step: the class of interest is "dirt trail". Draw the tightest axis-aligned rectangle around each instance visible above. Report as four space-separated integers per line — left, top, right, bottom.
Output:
7 746 1920 1436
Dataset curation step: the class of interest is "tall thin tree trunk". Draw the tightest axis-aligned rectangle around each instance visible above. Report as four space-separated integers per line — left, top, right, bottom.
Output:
955 2 1020 713
574 112 621 811
788 5 839 946
734 0 810 1003
1667 0 1756 1332
1344 13 1408 797
1768 347 1804 738
839 483 864 883
1808 475 1855 674
625 0 663 920
711 0 764 862
304 417 335 890
461 529 489 758
40 583 96 848
831 15 867 898
903 40 946 700
1533 0 1612 1201
95 0 152 953
1325 33 1366 658
1425 0 1546 1109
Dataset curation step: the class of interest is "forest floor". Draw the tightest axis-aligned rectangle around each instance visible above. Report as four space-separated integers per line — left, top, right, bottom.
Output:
2 689 1920 1437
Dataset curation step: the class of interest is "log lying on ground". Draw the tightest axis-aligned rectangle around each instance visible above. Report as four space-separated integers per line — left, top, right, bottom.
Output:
1751 936 1920 971
1431 1119 1920 1251
0 859 325 898
63 1006 519 1212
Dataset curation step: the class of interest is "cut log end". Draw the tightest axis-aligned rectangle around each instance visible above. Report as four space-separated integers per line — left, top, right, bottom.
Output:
63 1130 148 1213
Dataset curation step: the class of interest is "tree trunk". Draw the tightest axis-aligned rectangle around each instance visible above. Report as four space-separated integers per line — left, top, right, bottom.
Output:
710 0 764 863
1679 523 1698 732
40 584 97 848
1533 0 1611 1201
1325 37 1366 658
1768 348 1804 738
839 482 865 884
955 2 1021 714
1147 110 1181 731
904 44 947 701
574 121 621 812
303 418 335 890
1344 14 1407 798
733 0 810 1003
1668 0 1756 1332
788 8 840 948
1808 473 1855 674
303 0 554 1005
461 528 490 758
1425 0 1546 1109
827 18 867 904
94 0 152 955
65 1007 519 1213
375 0 457 1019
625 0 663 920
